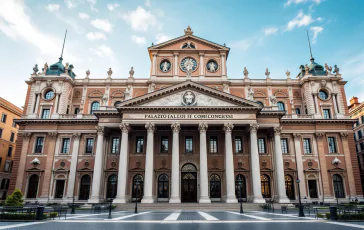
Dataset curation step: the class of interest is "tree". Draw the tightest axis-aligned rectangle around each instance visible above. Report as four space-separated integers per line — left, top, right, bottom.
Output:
5 189 24 206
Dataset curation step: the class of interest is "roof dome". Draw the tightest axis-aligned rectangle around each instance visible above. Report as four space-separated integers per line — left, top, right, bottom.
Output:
45 57 76 79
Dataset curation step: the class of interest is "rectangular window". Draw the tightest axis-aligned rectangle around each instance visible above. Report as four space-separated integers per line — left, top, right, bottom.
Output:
209 136 218 153
136 136 144 153
34 137 44 153
160 136 168 153
303 138 312 154
258 138 266 154
85 138 94 154
7 146 12 157
111 137 120 154
328 137 337 153
61 138 70 154
0 157 2 166
235 136 243 153
323 109 331 119
0 128 2 138
281 138 289 154
1 114 7 123
360 143 364 152
185 136 193 153
356 144 359 153
12 120 16 128
41 109 50 119
4 161 10 172
10 132 15 142
358 130 363 139
362 115 364 124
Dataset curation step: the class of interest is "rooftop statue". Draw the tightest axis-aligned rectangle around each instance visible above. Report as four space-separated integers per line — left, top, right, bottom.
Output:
43 62 48 74
184 26 193 35
33 64 39 75
265 68 270 79
333 65 340 75
324 63 332 74
86 69 90 78
107 67 113 78
129 67 134 78
243 67 249 78
65 62 69 74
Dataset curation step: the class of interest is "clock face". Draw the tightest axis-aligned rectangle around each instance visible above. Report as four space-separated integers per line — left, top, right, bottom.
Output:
180 57 198 72
206 60 218 72
160 60 171 72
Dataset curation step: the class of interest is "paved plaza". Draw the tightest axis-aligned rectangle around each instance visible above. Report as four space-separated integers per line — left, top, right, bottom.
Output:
0 210 364 230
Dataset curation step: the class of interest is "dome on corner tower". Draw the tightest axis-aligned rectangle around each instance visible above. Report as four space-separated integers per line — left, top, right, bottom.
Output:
45 57 76 79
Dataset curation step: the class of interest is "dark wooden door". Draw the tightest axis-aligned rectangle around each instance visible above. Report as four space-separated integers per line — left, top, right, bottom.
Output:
181 172 197 202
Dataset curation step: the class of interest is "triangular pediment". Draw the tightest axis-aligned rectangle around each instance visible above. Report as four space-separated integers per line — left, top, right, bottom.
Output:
117 81 262 109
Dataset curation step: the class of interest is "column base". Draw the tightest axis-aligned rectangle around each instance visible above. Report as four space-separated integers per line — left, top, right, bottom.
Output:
322 197 337 203
169 197 181 203
225 196 238 203
252 196 266 204
275 196 291 204
199 197 211 203
113 197 127 203
88 197 103 204
141 196 154 204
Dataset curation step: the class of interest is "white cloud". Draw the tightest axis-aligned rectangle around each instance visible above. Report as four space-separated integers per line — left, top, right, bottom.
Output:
121 6 161 32
131 35 146 45
155 33 170 44
286 11 315 31
264 27 278 36
78 12 89 20
86 0 98 12
284 0 321 7
90 45 114 58
55 12 84 34
145 0 151 7
64 0 76 9
107 3 119 11
230 39 251 51
45 4 60 12
310 26 323 44
87 32 106 40
91 19 112 32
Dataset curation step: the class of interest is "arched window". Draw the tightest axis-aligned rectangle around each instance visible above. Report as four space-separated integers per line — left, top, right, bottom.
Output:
333 174 345 198
277 102 285 111
210 174 221 199
235 174 247 199
261 174 271 198
318 90 328 100
27 174 39 198
54 180 65 199
79 175 91 200
90 101 100 114
106 174 118 199
74 108 80 114
285 175 295 200
295 108 301 115
114 101 122 107
44 90 55 100
132 174 144 201
257 101 264 107
157 174 169 198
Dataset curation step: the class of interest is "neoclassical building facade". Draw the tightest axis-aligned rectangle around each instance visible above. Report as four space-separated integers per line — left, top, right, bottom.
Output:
10 27 361 204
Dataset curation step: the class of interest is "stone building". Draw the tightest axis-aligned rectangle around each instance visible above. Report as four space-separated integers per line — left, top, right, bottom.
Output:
10 27 361 204
349 97 364 194
0 97 22 200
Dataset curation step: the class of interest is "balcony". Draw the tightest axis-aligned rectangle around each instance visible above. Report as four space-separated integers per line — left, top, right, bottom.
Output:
283 114 314 119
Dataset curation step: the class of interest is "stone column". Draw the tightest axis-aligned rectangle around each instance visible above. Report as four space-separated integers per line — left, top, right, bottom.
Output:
273 127 290 203
89 126 104 203
174 53 179 78
313 94 320 114
34 93 40 116
220 53 226 77
65 133 81 201
198 123 211 203
223 123 238 203
293 134 307 199
141 123 155 203
199 53 204 78
114 123 129 203
249 123 265 203
15 132 32 191
152 54 157 76
332 93 339 115
52 93 60 118
340 132 357 196
169 123 181 203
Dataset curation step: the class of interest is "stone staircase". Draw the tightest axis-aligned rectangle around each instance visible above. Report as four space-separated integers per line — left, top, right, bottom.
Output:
115 202 266 211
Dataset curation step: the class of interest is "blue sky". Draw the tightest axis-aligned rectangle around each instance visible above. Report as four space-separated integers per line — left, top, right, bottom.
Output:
0 0 363 108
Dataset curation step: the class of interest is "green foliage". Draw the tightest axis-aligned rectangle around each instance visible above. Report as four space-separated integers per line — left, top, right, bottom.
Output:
316 213 324 218
0 213 47 220
260 204 270 210
339 213 364 220
5 189 24 207
325 212 330 220
49 212 58 218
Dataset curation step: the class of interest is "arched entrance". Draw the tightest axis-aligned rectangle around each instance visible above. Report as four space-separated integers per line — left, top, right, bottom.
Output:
27 174 39 198
79 175 91 200
209 174 221 199
285 175 295 200
181 163 197 202
261 174 271 198
235 174 247 200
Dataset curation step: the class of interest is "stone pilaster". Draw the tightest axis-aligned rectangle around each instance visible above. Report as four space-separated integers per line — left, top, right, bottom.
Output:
65 133 81 201
293 134 307 199
89 126 104 203
141 123 155 203
340 132 357 196
169 123 181 203
114 123 129 203
15 132 31 191
198 123 211 203
223 123 238 203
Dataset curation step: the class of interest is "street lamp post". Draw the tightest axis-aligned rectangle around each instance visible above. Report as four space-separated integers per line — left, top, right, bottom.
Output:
297 179 305 217
134 181 140 214
108 176 117 219
238 181 244 213
71 195 76 214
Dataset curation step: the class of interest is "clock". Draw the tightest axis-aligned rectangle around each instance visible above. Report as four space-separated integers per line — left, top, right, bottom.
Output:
180 57 198 72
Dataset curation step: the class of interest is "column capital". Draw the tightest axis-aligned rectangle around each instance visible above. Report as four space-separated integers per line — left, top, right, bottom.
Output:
199 52 205 56
21 132 32 139
95 126 104 135
223 123 234 133
198 123 208 133
340 132 348 140
249 123 259 134
72 133 81 140
273 126 282 136
119 123 130 133
315 132 325 139
145 122 155 133
173 52 179 56
293 133 301 140
171 123 181 133
47 132 58 139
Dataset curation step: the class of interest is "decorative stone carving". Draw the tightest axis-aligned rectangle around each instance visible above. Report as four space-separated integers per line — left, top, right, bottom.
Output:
223 123 234 133
72 133 81 140
333 65 340 75
284 161 290 168
315 132 325 139
286 70 291 78
30 158 41 166
111 161 116 168
79 100 84 113
145 122 155 133
269 95 277 106
160 60 171 72
182 91 197 106
46 80 53 87
184 26 193 35
332 157 341 166
95 126 104 135
22 132 31 139
249 123 259 133
124 86 132 100
324 63 332 74
238 159 243 168
161 159 166 168
273 126 282 136
320 80 327 87
43 62 48 74
198 123 208 133
102 93 108 106
148 82 156 93
136 160 141 168
222 83 230 93
107 67 113 78
305 64 309 73
243 67 249 78
308 161 313 168
119 123 130 133
32 64 39 75
86 69 90 78
207 60 218 72
247 86 254 100
293 133 301 140
65 62 69 74
340 132 348 140
60 161 66 168
129 67 134 78
171 123 181 133
265 68 270 79
47 132 58 139
262 161 267 168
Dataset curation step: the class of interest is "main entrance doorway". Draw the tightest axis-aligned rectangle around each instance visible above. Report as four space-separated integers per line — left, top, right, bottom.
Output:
181 164 197 202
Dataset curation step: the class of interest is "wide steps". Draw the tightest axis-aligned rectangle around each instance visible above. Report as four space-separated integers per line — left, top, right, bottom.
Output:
115 203 264 211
